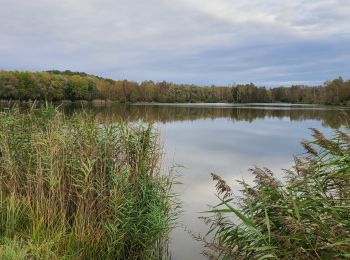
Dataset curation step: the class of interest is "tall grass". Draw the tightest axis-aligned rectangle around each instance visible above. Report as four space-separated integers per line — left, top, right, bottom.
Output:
202 117 350 259
0 105 179 259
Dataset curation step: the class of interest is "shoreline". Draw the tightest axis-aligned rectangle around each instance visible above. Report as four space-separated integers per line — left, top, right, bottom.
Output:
1 99 349 108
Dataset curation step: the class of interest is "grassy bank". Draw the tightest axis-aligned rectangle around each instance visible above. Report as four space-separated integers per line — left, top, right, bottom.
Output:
202 116 350 259
0 106 178 259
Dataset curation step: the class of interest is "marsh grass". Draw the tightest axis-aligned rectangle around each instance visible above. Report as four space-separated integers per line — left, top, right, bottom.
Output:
202 117 350 259
0 105 179 259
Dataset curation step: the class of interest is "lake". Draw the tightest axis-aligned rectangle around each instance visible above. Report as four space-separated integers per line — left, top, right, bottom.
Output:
64 103 349 259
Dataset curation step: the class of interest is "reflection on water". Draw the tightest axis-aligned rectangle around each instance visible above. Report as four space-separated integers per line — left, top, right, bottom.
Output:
64 103 349 129
52 104 350 259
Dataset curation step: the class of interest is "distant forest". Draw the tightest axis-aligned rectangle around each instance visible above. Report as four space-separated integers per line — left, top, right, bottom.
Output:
0 70 349 105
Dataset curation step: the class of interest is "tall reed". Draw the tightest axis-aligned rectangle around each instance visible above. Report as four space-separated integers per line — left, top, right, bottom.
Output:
202 118 350 259
0 105 179 259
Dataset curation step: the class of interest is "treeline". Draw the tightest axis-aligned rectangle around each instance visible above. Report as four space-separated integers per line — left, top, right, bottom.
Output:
0 70 350 105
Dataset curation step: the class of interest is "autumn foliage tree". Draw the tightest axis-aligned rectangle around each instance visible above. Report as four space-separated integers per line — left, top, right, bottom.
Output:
0 70 349 105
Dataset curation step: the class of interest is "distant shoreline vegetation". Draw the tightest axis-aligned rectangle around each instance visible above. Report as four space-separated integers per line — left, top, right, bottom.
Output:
0 70 350 105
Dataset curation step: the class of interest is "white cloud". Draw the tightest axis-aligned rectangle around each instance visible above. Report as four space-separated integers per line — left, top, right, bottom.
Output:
178 0 350 38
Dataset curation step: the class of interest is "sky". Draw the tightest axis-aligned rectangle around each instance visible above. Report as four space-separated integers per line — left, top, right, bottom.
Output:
1 0 350 86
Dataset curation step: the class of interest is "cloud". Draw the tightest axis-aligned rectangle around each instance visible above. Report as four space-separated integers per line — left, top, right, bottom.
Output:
179 0 350 37
0 0 349 86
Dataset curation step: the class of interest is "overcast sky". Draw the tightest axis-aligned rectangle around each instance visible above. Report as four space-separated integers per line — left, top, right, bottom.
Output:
1 0 349 86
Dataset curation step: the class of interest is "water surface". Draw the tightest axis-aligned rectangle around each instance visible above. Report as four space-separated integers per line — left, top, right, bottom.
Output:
67 103 348 259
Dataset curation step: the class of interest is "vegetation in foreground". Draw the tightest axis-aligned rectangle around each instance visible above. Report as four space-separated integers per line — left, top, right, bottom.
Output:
0 106 179 259
202 115 350 259
1 70 350 105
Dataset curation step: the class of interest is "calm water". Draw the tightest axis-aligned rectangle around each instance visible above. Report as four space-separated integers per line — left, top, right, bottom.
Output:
67 103 348 259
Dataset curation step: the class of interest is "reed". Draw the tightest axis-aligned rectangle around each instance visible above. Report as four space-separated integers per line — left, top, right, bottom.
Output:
203 121 350 259
0 105 179 259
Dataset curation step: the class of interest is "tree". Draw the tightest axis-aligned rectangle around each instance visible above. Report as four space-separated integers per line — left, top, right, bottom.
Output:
65 75 90 100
